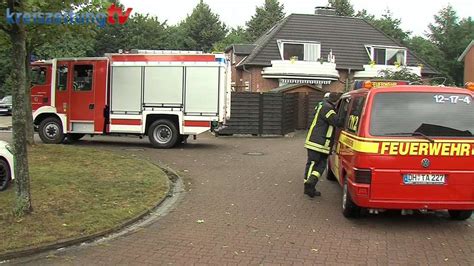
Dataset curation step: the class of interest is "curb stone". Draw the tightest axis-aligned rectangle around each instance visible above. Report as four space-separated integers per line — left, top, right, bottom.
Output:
0 161 182 263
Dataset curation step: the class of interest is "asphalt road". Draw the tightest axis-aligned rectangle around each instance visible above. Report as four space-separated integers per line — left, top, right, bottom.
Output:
1 131 473 265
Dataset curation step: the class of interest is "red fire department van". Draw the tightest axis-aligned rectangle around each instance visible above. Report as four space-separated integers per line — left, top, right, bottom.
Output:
30 50 231 148
327 81 474 220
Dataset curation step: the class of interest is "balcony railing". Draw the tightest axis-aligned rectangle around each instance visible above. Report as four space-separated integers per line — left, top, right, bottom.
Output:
261 60 339 80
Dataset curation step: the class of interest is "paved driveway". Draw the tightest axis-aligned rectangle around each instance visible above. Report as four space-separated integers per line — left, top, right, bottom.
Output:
2 132 473 265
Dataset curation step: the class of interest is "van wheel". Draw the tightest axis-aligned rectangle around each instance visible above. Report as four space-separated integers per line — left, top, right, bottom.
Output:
326 161 337 181
448 210 472 220
342 178 361 218
148 120 179 149
38 117 65 144
0 159 11 191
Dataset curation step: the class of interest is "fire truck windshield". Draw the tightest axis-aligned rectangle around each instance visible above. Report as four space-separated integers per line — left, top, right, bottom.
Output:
370 92 473 138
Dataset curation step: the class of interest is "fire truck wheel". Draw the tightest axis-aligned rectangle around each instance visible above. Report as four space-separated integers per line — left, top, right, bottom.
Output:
39 117 65 144
0 159 11 191
148 120 179 149
448 210 472 220
342 178 361 218
326 161 337 181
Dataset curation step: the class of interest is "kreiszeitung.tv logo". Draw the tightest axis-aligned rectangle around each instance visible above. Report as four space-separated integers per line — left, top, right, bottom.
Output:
5 4 132 28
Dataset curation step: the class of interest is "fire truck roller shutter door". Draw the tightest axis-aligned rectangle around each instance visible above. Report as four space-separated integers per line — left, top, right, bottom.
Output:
144 67 183 107
185 67 219 115
111 66 142 113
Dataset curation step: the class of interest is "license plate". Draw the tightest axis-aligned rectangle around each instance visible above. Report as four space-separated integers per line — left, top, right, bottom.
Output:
403 174 446 185
0 109 7 112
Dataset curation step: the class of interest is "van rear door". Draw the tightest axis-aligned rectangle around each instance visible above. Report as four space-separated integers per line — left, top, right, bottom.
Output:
367 91 474 202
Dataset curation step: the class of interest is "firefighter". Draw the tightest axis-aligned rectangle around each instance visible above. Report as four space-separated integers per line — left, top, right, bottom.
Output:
304 92 341 197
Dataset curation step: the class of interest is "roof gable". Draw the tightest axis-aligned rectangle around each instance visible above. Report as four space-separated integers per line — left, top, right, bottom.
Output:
226 44 256 55
241 14 437 75
458 40 474 62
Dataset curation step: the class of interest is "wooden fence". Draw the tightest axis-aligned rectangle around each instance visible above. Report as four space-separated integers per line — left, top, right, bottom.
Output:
216 92 297 136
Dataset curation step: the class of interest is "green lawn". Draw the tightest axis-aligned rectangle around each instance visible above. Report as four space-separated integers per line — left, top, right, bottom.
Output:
0 144 169 254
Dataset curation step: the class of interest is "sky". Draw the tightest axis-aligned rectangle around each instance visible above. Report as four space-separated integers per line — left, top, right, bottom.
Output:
120 0 473 37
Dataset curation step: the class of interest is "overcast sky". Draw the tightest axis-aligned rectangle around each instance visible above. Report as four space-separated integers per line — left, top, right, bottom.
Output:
121 0 473 37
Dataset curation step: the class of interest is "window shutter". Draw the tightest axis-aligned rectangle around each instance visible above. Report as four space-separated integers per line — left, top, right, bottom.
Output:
304 43 320 61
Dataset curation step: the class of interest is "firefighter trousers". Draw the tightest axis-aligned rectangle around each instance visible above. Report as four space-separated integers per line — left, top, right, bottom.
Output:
304 149 328 187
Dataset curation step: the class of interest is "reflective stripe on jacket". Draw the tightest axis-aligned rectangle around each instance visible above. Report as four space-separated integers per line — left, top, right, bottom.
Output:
304 99 338 154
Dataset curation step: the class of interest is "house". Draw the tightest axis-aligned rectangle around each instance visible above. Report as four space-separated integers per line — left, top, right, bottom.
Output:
458 40 474 84
226 7 437 93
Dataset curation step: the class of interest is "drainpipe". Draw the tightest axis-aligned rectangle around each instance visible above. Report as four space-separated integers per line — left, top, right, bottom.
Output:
243 65 252 92
345 68 352 92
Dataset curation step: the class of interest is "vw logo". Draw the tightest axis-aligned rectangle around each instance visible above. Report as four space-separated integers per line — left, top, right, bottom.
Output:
421 158 430 168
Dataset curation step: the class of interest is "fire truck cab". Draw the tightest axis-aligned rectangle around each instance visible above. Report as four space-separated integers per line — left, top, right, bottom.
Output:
30 51 231 148
327 82 474 220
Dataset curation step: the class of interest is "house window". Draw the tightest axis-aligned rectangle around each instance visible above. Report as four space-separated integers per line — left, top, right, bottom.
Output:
366 45 407 66
283 43 304 60
374 48 386 65
386 49 405 65
278 40 320 62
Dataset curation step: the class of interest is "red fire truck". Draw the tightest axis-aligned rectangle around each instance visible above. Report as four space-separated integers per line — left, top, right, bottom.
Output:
328 81 474 220
30 51 231 148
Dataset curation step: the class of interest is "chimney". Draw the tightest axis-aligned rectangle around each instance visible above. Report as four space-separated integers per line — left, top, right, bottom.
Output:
314 6 336 16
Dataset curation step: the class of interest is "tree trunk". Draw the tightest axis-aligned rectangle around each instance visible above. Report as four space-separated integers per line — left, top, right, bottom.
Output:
10 23 32 215
25 46 34 145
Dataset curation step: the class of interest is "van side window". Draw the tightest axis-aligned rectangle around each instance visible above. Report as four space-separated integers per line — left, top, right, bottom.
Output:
347 97 365 133
337 97 350 129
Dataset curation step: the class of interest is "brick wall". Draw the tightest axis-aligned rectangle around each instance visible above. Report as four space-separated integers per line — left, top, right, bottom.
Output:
246 67 280 92
322 70 350 93
227 49 248 92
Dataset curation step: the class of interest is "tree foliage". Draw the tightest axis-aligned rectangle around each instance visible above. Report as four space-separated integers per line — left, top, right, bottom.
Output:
359 9 410 43
94 13 168 55
212 27 249 52
329 0 354 17
377 67 422 83
246 0 285 42
407 37 444 64
178 0 227 52
371 10 410 43
355 9 374 20
427 5 472 85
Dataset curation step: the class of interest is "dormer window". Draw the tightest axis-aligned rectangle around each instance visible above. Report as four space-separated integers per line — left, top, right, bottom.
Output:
277 40 321 62
365 45 407 66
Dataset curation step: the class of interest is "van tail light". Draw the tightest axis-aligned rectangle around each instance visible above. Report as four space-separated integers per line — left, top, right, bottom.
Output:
354 168 372 184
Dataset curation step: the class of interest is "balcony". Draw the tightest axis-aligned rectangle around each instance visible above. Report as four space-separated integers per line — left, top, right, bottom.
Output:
354 64 421 79
262 60 339 84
